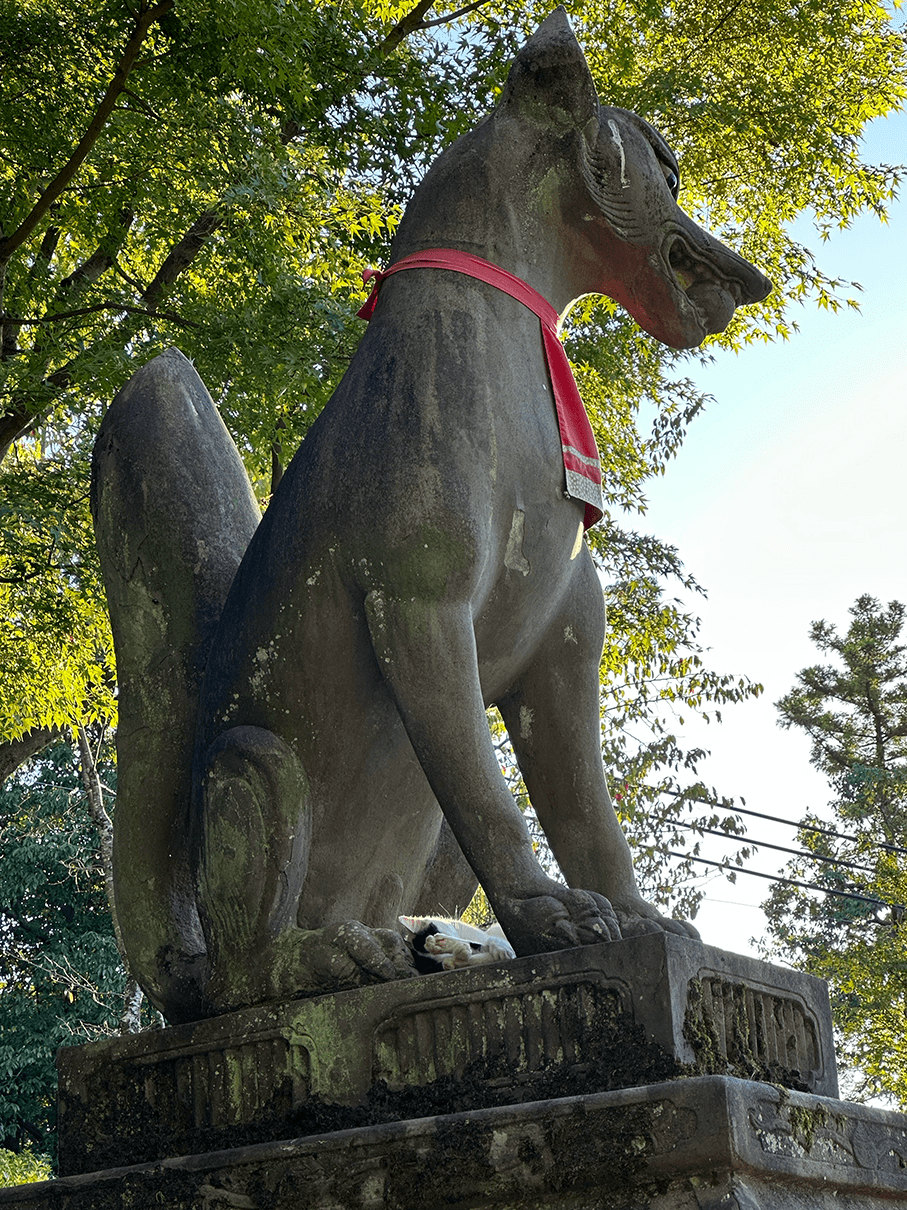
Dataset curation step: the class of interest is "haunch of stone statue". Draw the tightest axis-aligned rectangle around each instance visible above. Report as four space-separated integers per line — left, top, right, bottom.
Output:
92 8 771 1023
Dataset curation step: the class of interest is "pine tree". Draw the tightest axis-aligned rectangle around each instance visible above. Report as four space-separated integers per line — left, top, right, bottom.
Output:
764 595 907 1105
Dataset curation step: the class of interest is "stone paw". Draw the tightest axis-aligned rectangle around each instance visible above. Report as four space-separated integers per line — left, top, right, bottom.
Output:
250 920 415 1004
613 895 699 941
205 921 415 1012
501 885 622 955
307 920 416 990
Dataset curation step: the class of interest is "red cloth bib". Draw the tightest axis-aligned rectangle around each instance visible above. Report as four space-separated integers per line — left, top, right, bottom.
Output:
357 249 603 530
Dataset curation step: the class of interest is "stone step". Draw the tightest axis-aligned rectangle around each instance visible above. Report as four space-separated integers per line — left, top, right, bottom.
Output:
2 1076 906 1209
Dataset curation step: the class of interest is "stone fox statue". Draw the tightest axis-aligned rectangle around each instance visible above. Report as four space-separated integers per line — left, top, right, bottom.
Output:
92 8 771 1023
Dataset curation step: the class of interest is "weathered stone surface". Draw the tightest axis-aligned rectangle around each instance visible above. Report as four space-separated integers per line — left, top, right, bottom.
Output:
56 937 836 1176
92 8 774 1025
4 1077 907 1209
91 347 261 1021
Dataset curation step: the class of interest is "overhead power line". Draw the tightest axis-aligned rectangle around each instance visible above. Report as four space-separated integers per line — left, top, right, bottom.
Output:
677 822 879 876
667 851 902 917
722 803 907 859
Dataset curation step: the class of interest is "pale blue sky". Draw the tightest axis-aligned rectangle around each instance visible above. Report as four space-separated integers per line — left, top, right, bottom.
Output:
638 107 907 956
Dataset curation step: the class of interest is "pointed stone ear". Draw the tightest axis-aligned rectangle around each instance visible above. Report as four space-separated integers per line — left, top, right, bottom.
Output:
499 7 598 129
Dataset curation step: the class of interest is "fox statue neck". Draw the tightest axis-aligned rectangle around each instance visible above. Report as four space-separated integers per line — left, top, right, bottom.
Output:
389 120 588 322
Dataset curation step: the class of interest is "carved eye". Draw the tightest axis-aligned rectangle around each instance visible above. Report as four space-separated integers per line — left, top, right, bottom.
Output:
664 167 680 198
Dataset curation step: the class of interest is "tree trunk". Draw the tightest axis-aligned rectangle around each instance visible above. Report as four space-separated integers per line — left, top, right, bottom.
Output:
76 725 144 1033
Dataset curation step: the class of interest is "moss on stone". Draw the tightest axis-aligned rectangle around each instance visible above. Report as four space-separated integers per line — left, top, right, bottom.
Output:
788 1103 829 1154
683 978 812 1092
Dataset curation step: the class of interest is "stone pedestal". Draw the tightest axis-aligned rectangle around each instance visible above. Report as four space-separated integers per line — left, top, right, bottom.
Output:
3 1076 907 1209
53 934 839 1176
3 936 906 1208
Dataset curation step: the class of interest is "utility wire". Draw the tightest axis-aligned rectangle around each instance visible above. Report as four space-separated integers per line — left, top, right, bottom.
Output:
676 821 879 876
667 850 899 914
717 803 907 859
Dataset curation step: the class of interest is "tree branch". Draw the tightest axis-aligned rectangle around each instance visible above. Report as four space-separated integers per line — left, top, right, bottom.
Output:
25 224 62 287
111 260 146 295
297 0 446 128
372 0 438 60
142 210 221 308
420 0 491 30
0 208 137 461
0 0 173 264
9 301 198 329
0 407 34 460
0 726 61 786
55 207 135 298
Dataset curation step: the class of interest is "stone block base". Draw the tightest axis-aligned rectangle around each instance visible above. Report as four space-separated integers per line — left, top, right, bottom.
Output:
0 940 869 1207
54 935 837 1175
2 1076 907 1209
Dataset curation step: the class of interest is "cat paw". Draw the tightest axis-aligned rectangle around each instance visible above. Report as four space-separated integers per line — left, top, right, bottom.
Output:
424 933 472 969
501 885 621 955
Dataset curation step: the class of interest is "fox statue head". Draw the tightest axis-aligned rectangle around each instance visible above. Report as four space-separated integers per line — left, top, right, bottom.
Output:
392 7 771 347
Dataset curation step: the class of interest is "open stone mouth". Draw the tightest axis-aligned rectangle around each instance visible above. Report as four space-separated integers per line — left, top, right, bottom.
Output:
665 234 743 308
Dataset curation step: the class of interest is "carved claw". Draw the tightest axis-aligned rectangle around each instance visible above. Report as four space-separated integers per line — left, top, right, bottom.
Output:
308 921 415 989
230 921 417 1008
504 886 622 955
206 921 414 1012
613 897 700 941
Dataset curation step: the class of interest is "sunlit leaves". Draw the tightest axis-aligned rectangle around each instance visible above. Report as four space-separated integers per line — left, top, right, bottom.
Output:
0 442 114 743
0 1149 52 1187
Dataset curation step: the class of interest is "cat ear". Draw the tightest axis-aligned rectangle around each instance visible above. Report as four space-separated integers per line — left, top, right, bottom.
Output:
499 6 598 130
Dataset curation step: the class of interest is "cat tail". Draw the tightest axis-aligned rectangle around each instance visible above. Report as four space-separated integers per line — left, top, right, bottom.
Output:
91 348 261 1022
